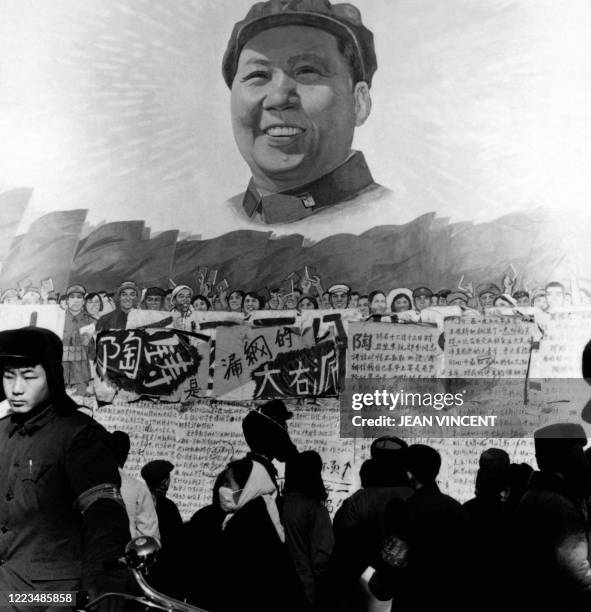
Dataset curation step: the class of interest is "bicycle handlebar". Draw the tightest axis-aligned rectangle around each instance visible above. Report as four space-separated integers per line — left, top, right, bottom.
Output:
83 536 208 612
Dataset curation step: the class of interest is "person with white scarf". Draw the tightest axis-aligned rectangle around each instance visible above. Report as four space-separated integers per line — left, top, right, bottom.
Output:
217 457 307 612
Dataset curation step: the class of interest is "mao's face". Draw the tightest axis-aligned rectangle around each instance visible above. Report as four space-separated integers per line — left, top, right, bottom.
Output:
516 296 530 307
231 26 365 191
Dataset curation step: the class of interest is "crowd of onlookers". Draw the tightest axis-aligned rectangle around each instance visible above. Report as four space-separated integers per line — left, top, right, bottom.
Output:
118 399 591 612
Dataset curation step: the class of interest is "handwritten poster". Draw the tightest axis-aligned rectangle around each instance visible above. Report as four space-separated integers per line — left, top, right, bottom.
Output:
347 322 441 378
444 316 535 378
213 325 340 401
93 397 543 519
529 308 591 378
527 308 591 414
94 398 355 519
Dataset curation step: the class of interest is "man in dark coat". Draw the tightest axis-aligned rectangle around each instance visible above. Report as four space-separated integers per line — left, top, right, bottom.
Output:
140 459 183 599
181 471 227 611
242 399 299 489
0 327 130 611
512 423 591 612
368 444 473 612
281 451 334 610
326 437 413 611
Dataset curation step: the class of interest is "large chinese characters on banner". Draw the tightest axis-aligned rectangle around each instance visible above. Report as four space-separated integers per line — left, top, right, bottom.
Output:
214 324 341 401
96 328 212 403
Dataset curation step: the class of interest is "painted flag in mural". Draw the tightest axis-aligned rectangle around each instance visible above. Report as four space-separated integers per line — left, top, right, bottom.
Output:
0 188 32 264
72 221 179 291
172 229 271 290
95 327 211 402
0 209 87 292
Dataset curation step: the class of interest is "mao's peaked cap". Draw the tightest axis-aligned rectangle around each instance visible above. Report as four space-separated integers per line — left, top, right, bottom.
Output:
222 0 377 88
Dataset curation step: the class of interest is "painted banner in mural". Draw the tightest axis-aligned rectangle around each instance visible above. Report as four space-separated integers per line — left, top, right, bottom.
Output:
0 304 66 338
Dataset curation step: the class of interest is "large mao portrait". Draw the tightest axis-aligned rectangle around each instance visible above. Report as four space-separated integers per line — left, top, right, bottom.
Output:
0 0 590 296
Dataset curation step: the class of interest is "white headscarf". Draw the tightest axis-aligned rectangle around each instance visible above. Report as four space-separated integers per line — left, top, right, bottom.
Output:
220 460 285 543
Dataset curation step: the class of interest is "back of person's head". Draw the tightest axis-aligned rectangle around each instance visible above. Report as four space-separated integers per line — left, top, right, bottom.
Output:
242 405 297 462
141 459 174 492
369 436 409 486
535 423 591 497
111 430 131 468
284 451 327 501
407 444 441 485
359 458 377 487
226 457 254 489
506 462 533 510
475 448 510 498
534 423 587 472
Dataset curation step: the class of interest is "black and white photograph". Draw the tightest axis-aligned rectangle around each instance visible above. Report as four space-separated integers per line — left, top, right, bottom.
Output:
1 0 591 610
